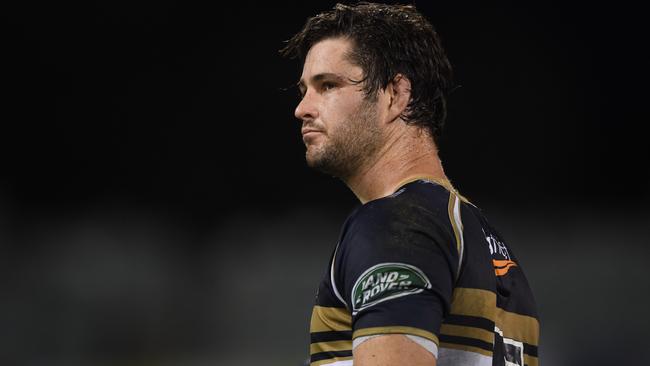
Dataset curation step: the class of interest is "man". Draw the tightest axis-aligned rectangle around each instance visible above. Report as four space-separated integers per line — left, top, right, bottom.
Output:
281 3 539 366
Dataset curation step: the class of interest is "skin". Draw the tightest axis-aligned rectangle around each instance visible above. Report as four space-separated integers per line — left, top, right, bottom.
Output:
295 36 450 203
354 334 437 366
296 38 384 181
295 37 444 365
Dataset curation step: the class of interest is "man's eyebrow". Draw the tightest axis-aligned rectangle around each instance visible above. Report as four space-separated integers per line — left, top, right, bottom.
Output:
297 73 347 89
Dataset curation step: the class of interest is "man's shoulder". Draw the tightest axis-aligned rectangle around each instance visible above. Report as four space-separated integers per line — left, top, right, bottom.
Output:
338 179 457 251
348 179 453 225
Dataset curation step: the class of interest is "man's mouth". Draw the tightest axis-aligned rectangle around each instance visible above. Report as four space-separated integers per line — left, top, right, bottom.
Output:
301 128 325 142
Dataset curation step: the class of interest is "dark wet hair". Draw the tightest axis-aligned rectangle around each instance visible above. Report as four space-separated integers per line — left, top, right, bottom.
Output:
280 2 454 143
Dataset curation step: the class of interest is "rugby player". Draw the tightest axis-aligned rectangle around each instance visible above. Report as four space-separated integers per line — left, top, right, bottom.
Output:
281 3 540 365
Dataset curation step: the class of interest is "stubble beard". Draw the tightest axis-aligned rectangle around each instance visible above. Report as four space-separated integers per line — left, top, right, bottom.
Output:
306 97 383 180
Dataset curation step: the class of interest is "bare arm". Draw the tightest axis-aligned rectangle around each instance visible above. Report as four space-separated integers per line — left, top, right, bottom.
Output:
354 334 436 366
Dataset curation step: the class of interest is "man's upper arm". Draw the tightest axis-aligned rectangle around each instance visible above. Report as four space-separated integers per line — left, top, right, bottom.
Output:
335 197 457 365
354 334 436 366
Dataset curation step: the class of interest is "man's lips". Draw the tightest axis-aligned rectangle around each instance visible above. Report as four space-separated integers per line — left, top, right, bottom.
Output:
301 128 324 136
301 128 325 141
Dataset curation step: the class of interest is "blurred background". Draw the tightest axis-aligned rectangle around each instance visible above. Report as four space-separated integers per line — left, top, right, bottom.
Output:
2 1 648 365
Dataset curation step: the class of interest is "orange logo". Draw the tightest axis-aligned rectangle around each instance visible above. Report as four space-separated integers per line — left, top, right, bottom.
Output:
493 259 517 276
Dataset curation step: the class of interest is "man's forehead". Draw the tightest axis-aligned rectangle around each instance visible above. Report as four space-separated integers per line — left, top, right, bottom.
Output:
299 38 362 83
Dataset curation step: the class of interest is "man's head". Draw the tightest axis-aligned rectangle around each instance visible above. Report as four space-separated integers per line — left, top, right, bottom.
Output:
291 37 384 179
282 2 453 139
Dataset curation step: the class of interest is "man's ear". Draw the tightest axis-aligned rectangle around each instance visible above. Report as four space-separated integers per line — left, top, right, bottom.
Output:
385 74 412 123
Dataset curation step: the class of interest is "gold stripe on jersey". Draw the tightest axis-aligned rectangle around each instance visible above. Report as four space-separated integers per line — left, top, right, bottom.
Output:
310 340 352 355
449 287 497 321
448 287 540 346
353 326 439 345
438 342 493 357
440 323 494 345
394 175 452 195
496 307 540 347
311 356 353 366
525 354 539 366
310 306 352 333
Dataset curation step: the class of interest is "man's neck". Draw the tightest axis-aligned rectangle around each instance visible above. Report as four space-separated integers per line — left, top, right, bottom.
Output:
344 128 450 204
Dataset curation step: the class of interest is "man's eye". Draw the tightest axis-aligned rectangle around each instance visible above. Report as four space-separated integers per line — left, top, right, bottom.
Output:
322 82 336 91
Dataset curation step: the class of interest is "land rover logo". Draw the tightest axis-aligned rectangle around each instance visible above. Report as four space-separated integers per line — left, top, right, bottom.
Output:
351 263 431 314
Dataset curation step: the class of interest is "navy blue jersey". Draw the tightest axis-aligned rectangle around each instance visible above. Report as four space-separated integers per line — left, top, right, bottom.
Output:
309 179 539 366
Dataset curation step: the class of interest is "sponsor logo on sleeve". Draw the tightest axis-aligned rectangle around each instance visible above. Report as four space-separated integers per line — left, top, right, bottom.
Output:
482 228 518 276
351 263 431 315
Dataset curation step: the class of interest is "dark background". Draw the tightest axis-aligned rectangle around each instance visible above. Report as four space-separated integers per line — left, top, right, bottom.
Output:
2 1 648 365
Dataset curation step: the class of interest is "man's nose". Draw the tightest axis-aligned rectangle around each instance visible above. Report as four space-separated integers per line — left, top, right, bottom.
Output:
294 90 318 122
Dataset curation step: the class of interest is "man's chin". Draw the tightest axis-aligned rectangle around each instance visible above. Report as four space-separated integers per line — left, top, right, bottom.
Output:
305 147 322 167
305 154 321 170
306 152 330 173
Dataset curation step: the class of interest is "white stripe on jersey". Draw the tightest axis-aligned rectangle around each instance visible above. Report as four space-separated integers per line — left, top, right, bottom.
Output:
330 242 347 307
438 347 492 366
320 359 353 366
451 194 465 278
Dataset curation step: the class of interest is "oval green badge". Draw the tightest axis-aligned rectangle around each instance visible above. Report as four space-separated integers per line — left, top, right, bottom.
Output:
351 262 431 315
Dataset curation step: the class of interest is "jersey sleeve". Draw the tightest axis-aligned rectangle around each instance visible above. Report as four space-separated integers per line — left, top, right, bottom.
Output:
334 197 459 350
